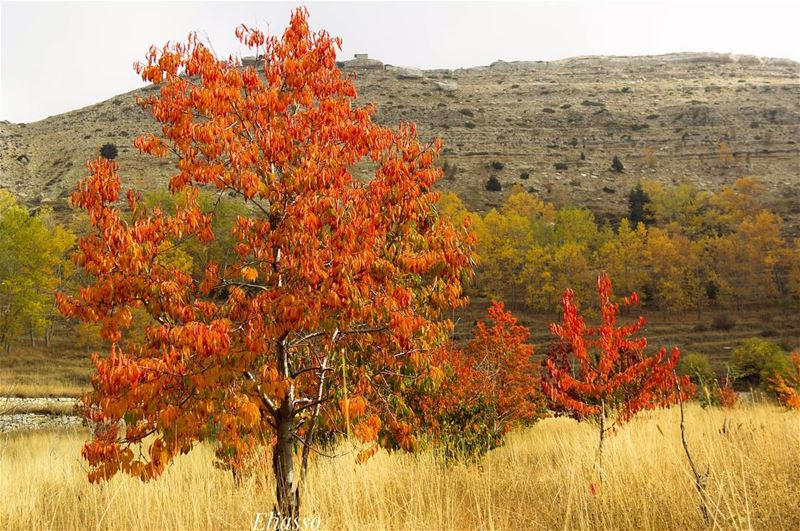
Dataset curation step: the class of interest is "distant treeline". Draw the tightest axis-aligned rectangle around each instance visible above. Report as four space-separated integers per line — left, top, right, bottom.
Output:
0 189 246 351
440 177 800 315
1 177 798 351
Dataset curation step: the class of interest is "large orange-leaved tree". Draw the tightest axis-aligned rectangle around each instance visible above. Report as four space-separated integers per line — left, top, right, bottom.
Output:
58 8 475 516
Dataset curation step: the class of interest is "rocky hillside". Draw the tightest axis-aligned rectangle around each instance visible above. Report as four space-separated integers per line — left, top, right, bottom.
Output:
2 52 799 229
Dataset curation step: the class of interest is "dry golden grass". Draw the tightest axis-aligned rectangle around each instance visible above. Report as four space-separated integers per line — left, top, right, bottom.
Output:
0 342 91 398
0 381 87 398
0 401 77 416
1 403 797 531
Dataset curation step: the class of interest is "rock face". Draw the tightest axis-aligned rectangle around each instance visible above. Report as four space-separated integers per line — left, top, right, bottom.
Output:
665 104 729 127
387 65 424 79
0 412 82 433
434 80 458 92
1 52 799 234
0 397 81 433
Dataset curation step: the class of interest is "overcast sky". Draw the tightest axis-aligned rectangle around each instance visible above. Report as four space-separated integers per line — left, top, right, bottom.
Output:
2 1 798 123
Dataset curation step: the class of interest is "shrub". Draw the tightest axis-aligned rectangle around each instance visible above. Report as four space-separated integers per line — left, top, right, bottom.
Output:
553 162 568 171
485 175 502 191
99 143 118 160
711 376 738 408
610 155 624 173
731 338 790 387
432 399 503 460
458 108 474 117
519 171 530 180
464 121 476 129
711 313 736 331
491 161 505 170
442 161 459 181
695 373 738 409
677 353 715 384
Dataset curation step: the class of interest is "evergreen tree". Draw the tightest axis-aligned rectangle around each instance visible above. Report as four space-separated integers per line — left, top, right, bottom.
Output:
628 183 653 226
611 155 625 173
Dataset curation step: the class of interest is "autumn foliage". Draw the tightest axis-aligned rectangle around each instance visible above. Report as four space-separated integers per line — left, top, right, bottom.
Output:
713 375 739 409
541 273 692 454
770 352 800 410
415 302 545 457
457 179 800 316
57 8 475 516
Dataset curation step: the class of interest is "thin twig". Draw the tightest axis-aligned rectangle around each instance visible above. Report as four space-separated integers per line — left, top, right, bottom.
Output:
675 372 710 524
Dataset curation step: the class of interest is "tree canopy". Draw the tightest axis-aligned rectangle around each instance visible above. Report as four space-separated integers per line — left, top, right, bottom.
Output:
58 8 475 516
0 191 74 350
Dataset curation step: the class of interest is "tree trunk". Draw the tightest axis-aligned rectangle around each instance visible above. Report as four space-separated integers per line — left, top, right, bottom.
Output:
272 402 300 519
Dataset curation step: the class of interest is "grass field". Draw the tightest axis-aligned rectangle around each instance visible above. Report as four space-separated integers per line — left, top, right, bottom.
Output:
1 403 797 530
0 343 90 397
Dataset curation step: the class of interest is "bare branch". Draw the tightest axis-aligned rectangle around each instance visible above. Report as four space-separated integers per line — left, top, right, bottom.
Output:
244 370 278 420
301 356 328 481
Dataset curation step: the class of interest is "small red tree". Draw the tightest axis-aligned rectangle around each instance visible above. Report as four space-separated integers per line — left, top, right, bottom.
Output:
541 273 691 473
417 302 546 458
58 8 475 516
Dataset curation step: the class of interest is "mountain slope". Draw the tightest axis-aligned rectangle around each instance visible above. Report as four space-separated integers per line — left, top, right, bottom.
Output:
2 52 798 228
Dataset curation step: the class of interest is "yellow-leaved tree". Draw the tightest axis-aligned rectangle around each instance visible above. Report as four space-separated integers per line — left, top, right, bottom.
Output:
0 191 74 350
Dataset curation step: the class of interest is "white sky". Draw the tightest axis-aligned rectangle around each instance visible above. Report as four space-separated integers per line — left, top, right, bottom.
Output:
2 1 799 123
